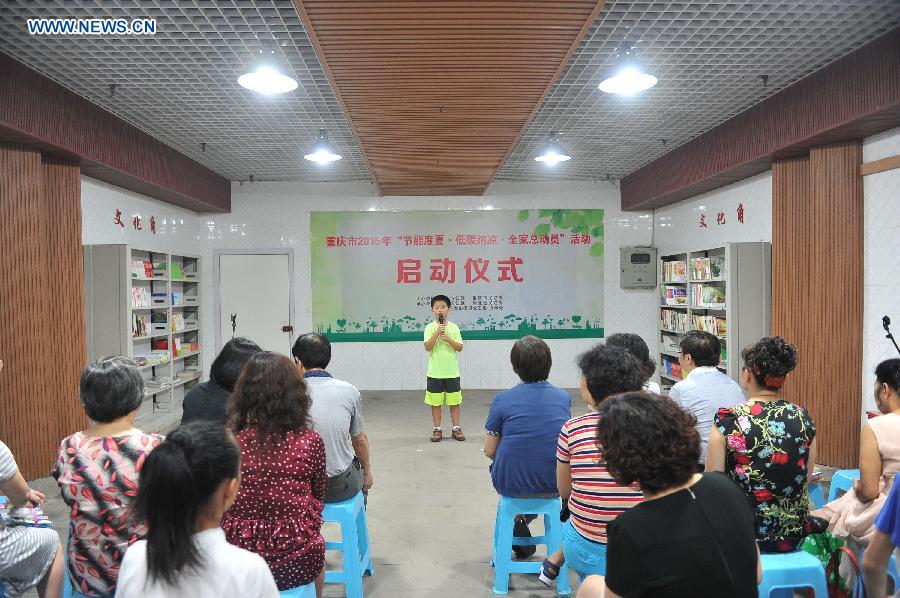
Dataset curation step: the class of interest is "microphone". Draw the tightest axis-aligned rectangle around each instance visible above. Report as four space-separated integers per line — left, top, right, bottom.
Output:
438 314 444 325
884 315 900 356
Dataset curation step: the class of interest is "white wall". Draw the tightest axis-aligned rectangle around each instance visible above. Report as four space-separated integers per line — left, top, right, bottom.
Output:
198 180 656 390
81 176 201 255
862 126 900 412
653 171 773 254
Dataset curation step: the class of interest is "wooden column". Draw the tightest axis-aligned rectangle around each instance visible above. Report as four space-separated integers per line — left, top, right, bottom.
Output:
0 143 86 480
772 141 863 468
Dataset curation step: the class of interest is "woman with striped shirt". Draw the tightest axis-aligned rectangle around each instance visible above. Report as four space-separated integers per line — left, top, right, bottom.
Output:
540 344 646 586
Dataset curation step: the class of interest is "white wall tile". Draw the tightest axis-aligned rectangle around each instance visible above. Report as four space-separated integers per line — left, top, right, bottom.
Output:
863 126 900 162
862 127 900 416
382 372 402 390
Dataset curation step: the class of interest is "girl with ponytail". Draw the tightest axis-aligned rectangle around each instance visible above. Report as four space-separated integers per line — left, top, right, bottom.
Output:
706 336 818 553
114 422 278 597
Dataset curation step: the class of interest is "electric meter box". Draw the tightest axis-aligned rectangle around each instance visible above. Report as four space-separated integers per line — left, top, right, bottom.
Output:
620 246 658 289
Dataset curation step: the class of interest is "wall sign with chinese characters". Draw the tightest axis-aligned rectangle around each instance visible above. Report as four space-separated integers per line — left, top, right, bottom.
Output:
310 209 605 342
113 209 158 235
699 202 746 229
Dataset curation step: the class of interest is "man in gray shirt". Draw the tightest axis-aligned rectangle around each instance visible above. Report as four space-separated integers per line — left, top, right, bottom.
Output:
668 330 745 469
292 333 373 503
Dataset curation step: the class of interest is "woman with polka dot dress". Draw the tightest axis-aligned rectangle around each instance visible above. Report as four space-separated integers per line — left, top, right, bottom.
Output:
223 352 327 592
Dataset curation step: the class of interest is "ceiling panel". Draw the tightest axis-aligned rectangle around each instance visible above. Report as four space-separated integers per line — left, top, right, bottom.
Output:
0 0 371 183
0 1 898 193
294 0 605 195
495 0 900 182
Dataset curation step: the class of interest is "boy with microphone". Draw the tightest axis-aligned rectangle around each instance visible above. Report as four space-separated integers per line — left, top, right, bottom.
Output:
423 295 464 442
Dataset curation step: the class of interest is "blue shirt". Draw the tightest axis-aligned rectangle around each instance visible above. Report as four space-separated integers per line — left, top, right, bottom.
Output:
876 477 900 547
485 382 571 497
669 367 746 464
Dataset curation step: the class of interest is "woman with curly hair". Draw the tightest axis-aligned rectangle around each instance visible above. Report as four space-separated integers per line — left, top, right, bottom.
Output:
578 392 760 597
706 336 817 553
223 352 327 593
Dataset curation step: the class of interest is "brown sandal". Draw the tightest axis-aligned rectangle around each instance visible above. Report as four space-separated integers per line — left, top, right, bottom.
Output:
431 428 442 442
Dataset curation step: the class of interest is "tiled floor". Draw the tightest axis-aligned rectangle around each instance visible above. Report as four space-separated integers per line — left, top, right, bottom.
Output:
25 388 587 598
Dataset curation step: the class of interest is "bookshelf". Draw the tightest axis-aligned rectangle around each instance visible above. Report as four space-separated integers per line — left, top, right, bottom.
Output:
657 242 771 394
83 245 202 432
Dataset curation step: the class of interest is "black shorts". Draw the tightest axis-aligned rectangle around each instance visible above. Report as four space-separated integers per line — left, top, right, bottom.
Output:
426 376 461 393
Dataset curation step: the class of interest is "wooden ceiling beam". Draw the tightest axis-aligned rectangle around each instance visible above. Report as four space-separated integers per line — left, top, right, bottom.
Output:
294 0 606 196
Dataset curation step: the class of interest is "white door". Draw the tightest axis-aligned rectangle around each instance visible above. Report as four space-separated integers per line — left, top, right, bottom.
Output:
217 253 293 356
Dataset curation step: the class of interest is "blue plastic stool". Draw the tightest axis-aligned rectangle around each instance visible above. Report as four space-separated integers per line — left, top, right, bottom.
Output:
827 469 860 502
758 550 828 597
322 492 373 598
491 496 572 596
279 582 316 597
808 482 825 509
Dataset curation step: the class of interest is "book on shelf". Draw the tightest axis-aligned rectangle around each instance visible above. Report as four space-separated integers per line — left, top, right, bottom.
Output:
130 258 153 278
690 256 726 280
691 315 728 336
661 356 683 379
662 260 687 282
132 314 150 338
170 263 185 280
132 351 170 368
663 286 688 306
171 313 186 331
720 345 728 367
692 284 725 306
660 309 689 332
131 287 151 308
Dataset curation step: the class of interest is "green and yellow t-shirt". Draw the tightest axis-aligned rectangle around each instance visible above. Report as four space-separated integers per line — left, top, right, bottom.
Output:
424 320 463 378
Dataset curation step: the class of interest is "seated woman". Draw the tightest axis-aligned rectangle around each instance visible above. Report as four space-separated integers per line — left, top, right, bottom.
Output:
707 336 817 553
813 358 900 545
539 344 646 586
223 352 327 592
52 356 164 597
483 336 571 557
181 337 261 426
115 422 279 597
605 333 660 394
597 392 760 598
1 360 64 598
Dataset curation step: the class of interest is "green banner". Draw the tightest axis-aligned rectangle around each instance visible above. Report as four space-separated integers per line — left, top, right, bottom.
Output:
310 209 604 342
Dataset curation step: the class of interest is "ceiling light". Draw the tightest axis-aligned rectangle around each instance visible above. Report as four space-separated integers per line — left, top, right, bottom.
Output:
598 42 657 96
238 49 298 95
304 129 342 164
534 131 571 166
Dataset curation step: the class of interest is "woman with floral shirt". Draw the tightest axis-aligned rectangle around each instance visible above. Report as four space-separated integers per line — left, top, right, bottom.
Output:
52 357 163 596
706 337 817 553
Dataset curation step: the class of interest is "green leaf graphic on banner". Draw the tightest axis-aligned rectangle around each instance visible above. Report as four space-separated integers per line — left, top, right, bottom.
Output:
589 242 604 257
551 211 564 228
517 209 530 222
590 226 601 237
538 209 556 217
534 223 551 237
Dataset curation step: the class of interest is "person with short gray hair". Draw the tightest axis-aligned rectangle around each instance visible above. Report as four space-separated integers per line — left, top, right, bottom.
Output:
52 356 164 597
292 333 372 503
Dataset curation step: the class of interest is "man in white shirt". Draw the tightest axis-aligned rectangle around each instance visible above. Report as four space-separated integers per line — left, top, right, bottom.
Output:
668 330 745 469
292 333 373 503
